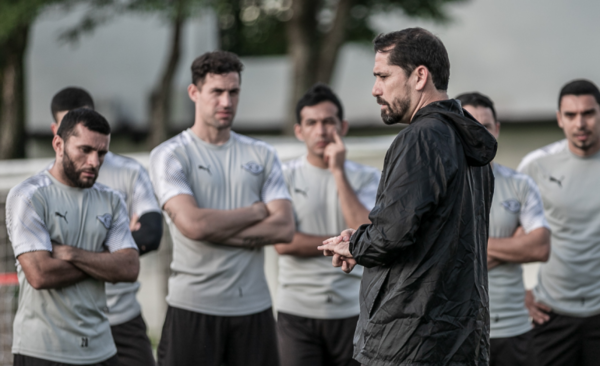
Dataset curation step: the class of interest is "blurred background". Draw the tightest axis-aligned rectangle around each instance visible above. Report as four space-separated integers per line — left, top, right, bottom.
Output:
1 0 599 362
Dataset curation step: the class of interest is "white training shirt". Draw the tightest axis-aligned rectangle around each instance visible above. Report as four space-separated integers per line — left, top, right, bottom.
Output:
488 163 549 338
5 170 137 364
518 140 600 317
277 156 380 319
150 129 290 316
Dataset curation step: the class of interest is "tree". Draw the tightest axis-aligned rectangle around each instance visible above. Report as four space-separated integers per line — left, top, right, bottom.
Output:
61 0 204 149
0 0 71 160
216 0 466 133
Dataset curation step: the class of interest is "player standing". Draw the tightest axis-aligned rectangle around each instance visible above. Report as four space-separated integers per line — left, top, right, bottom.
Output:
50 87 162 366
275 84 380 366
457 92 550 366
518 79 600 366
6 109 139 366
150 51 294 366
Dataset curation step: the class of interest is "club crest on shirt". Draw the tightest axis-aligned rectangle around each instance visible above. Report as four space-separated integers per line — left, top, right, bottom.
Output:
501 199 521 213
241 161 264 175
96 214 112 229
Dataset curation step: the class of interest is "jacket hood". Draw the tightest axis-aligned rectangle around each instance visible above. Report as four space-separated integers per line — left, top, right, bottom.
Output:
414 99 497 166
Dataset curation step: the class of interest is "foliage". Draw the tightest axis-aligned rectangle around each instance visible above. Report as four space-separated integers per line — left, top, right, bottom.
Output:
215 0 467 57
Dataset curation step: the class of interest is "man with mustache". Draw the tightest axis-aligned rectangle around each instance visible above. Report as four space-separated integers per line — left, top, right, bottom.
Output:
49 87 162 366
6 109 140 366
319 28 496 365
274 83 380 366
150 51 294 366
518 79 600 366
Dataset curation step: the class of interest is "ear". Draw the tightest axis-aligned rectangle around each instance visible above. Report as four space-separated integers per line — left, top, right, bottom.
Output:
294 123 305 142
340 120 349 137
50 123 58 136
187 84 199 102
556 110 564 129
52 135 64 159
413 65 430 92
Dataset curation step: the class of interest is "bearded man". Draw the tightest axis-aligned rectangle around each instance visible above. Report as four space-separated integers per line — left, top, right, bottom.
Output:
319 28 497 365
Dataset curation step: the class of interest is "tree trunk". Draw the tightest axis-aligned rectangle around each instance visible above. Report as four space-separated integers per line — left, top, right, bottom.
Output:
316 0 353 83
0 24 29 160
284 0 352 134
284 0 320 135
146 2 185 150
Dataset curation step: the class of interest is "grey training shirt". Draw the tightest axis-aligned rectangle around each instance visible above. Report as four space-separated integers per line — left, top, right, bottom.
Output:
150 129 290 316
518 140 600 317
488 163 548 338
6 171 137 364
97 152 161 326
277 156 380 319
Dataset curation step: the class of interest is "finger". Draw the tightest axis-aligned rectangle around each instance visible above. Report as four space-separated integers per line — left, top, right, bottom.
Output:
332 254 343 267
536 302 552 312
332 130 342 144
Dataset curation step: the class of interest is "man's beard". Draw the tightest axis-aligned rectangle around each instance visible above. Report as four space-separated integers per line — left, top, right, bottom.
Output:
378 95 411 125
62 149 98 188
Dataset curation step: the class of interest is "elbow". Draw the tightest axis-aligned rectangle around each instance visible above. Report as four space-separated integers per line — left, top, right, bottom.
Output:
27 273 47 290
178 220 208 241
274 243 291 255
112 254 140 283
537 243 551 262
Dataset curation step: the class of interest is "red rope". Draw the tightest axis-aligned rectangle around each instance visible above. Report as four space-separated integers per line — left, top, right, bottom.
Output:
0 273 18 286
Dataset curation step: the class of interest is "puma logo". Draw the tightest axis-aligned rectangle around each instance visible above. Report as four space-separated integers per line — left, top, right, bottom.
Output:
55 211 68 224
294 188 308 197
198 165 212 175
549 175 564 188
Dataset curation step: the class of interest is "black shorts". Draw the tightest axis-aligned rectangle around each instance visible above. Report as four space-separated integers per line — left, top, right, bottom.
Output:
14 354 118 366
157 305 279 366
110 314 155 366
277 312 360 366
530 311 600 366
489 330 532 366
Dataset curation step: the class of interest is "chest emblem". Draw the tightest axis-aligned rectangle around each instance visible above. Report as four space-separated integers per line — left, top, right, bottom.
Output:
294 187 308 197
501 199 521 213
549 175 564 188
55 211 68 224
198 164 212 175
96 214 112 229
241 162 264 175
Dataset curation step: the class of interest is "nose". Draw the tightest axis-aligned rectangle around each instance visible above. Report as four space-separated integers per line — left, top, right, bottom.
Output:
575 114 586 129
88 152 101 169
219 92 233 108
316 121 327 136
372 80 382 97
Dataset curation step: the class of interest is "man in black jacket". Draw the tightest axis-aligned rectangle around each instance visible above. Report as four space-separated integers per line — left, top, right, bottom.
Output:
319 28 496 366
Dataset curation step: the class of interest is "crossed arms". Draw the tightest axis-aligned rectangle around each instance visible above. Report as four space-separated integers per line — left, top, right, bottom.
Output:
163 194 294 248
18 246 139 290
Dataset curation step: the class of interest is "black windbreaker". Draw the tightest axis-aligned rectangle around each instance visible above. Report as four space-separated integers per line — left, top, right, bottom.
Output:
349 99 496 366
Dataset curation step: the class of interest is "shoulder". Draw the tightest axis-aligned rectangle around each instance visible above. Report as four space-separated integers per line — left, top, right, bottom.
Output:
91 182 126 205
7 172 53 203
282 157 304 173
345 160 380 180
495 163 540 196
103 152 145 174
231 132 277 155
150 131 193 161
518 139 567 172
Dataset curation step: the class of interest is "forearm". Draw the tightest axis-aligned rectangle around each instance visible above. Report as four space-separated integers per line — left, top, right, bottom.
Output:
29 258 87 289
333 170 371 229
275 232 331 257
68 248 139 283
167 203 263 242
487 228 550 263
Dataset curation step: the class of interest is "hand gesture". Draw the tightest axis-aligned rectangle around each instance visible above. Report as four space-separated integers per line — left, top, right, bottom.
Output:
525 289 551 325
323 130 346 173
318 228 357 273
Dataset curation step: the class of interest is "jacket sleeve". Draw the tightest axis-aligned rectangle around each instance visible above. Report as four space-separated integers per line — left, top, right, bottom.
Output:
350 125 458 267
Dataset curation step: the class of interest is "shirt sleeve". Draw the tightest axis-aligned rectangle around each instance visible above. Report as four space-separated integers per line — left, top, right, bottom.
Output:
356 169 381 211
6 191 52 257
149 147 194 208
130 166 161 217
104 195 138 253
261 153 291 203
519 176 549 234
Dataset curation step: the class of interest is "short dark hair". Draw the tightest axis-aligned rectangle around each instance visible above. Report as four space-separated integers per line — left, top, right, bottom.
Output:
558 79 600 109
191 51 244 86
373 28 450 91
57 108 111 141
51 87 95 121
455 92 497 122
295 83 344 124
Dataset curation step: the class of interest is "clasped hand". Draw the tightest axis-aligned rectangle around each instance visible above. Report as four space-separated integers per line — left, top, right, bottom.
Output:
318 228 357 273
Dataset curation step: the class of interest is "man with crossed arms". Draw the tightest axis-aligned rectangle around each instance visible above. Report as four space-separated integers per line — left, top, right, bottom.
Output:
150 51 294 366
6 109 139 366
